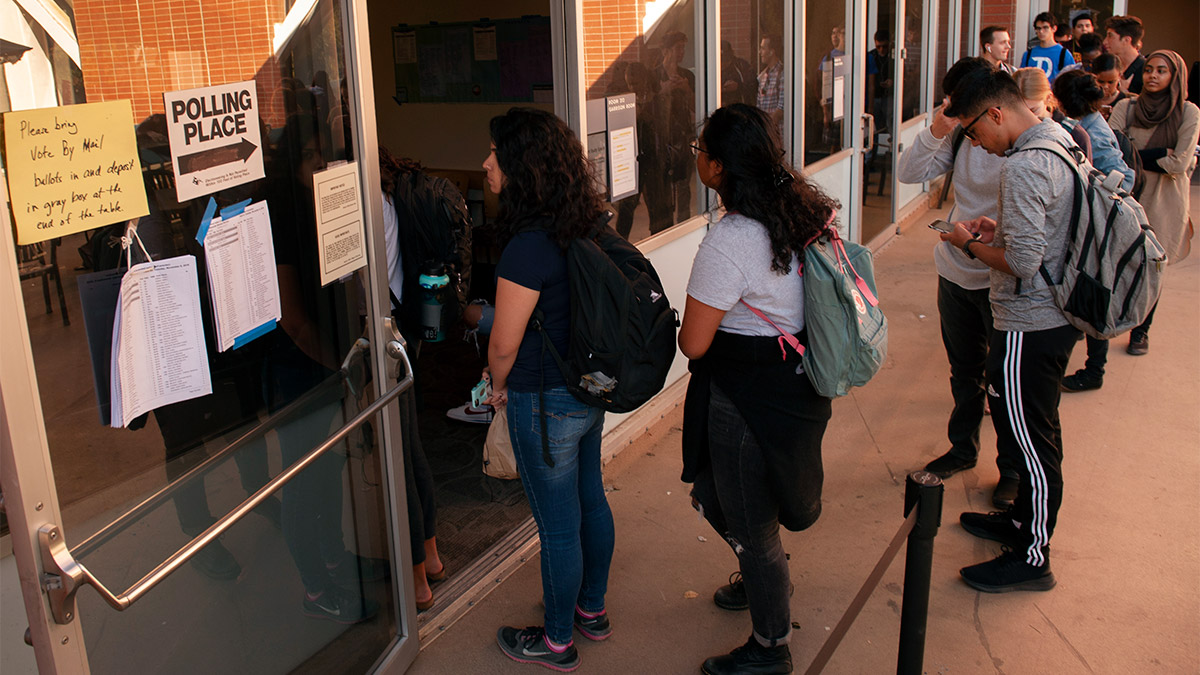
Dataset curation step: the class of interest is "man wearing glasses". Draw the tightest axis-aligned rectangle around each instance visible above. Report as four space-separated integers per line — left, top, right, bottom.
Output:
1020 12 1075 82
897 57 1019 509
938 64 1079 594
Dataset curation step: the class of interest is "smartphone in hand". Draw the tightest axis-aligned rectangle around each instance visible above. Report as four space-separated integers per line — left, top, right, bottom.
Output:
928 219 955 233
471 379 491 408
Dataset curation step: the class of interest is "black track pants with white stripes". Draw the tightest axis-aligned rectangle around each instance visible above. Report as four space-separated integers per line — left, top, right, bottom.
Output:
986 324 1078 567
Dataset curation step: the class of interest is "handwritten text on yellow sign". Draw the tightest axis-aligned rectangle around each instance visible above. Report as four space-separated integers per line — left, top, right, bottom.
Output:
4 99 149 245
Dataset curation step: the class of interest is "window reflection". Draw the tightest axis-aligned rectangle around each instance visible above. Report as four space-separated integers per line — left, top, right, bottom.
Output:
583 0 704 243
804 1 851 164
720 0 785 146
902 7 926 120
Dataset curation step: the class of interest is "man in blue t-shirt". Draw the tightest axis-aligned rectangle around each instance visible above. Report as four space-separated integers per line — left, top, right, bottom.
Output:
1020 12 1075 82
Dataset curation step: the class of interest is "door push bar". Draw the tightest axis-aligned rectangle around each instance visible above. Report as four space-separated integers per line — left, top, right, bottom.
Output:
38 326 413 625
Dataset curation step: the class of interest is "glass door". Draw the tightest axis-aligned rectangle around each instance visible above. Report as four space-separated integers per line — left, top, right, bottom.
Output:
1 0 417 673
860 0 900 244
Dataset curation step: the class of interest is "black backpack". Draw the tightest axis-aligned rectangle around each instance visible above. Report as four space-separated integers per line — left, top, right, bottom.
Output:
534 224 678 412
528 223 678 465
391 171 472 339
1110 126 1146 200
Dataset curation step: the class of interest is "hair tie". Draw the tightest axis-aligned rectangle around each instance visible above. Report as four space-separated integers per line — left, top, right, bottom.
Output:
774 167 794 187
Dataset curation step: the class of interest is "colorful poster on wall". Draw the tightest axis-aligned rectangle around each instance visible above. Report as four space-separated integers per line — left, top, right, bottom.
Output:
3 100 149 245
163 80 265 202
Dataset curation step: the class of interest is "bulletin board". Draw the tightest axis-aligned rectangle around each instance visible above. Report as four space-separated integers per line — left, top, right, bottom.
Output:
392 16 553 104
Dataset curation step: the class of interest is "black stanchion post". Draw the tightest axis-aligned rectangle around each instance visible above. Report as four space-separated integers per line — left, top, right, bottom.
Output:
897 470 944 675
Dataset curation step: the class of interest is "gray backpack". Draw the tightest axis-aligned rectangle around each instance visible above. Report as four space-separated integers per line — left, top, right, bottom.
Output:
1018 140 1166 339
743 216 888 398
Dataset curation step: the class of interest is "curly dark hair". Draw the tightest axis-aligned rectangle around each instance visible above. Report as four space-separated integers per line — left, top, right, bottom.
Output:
1052 69 1104 119
489 107 608 247
699 104 839 274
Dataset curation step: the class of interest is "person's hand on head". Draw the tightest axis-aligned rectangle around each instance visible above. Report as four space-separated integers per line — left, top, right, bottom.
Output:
931 103 958 139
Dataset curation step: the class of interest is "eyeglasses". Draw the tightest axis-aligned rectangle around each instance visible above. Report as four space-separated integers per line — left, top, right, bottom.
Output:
961 107 993 141
690 143 708 156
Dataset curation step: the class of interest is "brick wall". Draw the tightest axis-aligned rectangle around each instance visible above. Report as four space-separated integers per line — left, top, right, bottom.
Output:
721 0 754 66
980 0 1017 34
73 0 288 126
582 0 643 99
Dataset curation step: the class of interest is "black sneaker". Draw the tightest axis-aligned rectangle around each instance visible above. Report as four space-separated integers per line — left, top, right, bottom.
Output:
960 547 1056 593
1127 334 1149 355
923 451 976 478
991 476 1019 508
714 572 749 611
302 584 379 624
960 510 1021 546
702 636 793 675
1061 369 1103 392
496 626 580 672
573 607 612 641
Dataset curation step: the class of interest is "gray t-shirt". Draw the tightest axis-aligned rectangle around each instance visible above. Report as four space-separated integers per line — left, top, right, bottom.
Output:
686 213 805 335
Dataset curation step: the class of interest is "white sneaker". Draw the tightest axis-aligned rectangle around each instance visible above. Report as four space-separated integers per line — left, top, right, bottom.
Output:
446 402 494 424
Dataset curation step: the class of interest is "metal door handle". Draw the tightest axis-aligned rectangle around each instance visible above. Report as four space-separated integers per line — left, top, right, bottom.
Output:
37 340 414 625
863 114 877 153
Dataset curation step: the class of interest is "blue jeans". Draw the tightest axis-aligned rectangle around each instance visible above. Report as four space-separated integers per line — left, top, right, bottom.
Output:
507 387 611 644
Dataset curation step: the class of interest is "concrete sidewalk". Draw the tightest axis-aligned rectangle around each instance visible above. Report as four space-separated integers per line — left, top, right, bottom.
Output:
411 197 1200 674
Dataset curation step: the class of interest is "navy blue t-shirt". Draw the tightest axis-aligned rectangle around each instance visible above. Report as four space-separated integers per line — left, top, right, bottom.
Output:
497 229 570 392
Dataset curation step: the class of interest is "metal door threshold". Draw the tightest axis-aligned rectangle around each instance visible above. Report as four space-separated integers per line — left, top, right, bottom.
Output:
416 516 540 646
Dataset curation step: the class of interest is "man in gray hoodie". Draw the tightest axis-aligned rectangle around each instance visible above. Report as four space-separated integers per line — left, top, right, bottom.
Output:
940 66 1079 593
897 58 1020 509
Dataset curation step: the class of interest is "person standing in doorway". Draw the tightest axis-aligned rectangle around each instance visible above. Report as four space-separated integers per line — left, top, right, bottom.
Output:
1102 15 1146 95
1020 12 1075 82
485 108 614 672
941 67 1080 593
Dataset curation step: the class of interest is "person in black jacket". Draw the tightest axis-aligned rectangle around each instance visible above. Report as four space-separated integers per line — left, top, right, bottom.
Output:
679 104 838 675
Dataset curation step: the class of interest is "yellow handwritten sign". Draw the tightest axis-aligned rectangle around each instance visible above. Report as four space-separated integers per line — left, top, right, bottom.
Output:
3 100 149 245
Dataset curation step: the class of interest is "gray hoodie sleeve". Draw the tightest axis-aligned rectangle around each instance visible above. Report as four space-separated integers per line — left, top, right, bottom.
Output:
896 127 955 183
998 158 1055 280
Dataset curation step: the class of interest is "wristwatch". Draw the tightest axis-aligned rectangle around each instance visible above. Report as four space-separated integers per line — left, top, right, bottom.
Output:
961 233 982 259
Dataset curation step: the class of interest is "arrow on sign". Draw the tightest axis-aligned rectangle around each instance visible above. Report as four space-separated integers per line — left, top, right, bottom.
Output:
177 138 258 175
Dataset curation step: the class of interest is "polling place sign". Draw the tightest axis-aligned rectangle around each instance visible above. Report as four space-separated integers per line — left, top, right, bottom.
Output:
163 80 265 202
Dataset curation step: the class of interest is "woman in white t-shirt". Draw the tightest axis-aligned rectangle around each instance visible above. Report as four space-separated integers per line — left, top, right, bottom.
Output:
678 103 838 675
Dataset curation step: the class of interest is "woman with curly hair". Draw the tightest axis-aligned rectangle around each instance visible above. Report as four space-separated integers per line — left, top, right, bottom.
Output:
484 108 612 672
679 103 838 674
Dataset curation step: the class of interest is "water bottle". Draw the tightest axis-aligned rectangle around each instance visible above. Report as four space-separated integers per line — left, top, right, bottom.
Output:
418 263 450 342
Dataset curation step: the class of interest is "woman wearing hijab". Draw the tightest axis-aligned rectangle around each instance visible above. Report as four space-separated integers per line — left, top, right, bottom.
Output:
1108 50 1199 355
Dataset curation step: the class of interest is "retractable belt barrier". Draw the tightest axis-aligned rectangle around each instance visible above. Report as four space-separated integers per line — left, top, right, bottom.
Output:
803 471 944 675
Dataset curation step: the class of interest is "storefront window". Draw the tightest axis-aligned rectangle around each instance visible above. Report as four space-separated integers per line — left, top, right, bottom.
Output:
803 0 851 164
1049 0 1114 56
583 0 705 243
902 3 927 121
719 0 785 144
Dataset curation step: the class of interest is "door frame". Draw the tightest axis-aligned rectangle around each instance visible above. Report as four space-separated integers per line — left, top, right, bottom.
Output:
0 0 419 672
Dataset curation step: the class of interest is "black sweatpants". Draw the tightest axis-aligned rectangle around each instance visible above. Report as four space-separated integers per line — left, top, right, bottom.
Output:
938 277 1018 480
986 324 1078 566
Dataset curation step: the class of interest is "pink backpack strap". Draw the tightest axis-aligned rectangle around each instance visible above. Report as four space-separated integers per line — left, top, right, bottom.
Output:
739 300 805 360
798 209 839 277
